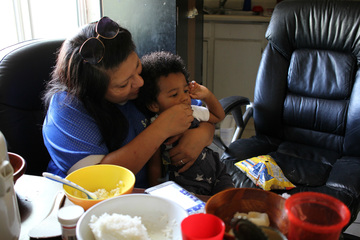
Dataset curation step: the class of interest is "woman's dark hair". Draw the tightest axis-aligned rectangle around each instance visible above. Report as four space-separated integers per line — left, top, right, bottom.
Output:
136 51 190 117
43 18 136 151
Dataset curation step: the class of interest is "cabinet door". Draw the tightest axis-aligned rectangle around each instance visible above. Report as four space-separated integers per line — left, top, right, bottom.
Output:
213 39 262 100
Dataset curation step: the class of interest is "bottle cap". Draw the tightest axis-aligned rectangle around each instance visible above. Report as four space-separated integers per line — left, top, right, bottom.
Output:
58 205 84 226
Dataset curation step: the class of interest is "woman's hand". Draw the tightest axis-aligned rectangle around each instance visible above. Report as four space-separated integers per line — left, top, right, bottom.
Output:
152 103 194 137
102 103 193 174
168 122 215 173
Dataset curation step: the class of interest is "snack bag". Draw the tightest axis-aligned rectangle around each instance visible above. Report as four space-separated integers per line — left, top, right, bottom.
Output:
235 155 295 191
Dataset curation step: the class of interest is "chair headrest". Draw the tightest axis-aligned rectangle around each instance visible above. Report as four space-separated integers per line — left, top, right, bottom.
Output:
0 39 64 110
266 0 360 64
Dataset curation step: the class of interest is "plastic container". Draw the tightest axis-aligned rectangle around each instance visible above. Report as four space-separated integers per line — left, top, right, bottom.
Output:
0 131 21 240
58 205 84 240
285 192 350 240
181 213 225 240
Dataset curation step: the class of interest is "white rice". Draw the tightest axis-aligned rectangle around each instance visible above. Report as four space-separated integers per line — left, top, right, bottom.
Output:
93 181 124 199
89 213 151 240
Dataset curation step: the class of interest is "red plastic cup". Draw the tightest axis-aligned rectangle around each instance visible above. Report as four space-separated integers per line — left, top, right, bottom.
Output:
181 213 225 240
285 192 350 240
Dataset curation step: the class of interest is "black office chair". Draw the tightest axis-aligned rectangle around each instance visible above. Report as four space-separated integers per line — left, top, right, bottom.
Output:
215 0 360 228
0 39 64 175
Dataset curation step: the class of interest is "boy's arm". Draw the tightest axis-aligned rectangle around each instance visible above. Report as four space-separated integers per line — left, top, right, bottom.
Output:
147 148 162 186
189 81 225 124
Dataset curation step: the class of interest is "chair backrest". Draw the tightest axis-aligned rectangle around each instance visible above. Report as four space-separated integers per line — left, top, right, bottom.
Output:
0 39 64 175
253 0 360 157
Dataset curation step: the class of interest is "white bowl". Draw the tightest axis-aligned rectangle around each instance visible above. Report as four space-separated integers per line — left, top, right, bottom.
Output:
76 194 188 240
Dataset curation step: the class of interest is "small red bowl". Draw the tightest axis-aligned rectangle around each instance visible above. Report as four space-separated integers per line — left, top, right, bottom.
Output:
9 152 26 183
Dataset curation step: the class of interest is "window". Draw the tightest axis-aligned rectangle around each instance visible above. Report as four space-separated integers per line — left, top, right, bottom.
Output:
0 0 100 50
0 1 19 49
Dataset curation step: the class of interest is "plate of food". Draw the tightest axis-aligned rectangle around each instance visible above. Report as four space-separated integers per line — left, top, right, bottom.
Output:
205 188 289 240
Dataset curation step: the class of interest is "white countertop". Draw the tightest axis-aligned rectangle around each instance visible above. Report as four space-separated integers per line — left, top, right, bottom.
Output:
204 14 271 23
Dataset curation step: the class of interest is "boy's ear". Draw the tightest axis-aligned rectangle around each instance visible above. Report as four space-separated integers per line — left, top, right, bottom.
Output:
147 102 160 113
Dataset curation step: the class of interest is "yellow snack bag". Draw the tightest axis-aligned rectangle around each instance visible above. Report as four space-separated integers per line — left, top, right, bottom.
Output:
235 155 295 191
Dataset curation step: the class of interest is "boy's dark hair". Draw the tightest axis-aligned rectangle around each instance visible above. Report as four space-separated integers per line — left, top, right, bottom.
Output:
136 51 190 117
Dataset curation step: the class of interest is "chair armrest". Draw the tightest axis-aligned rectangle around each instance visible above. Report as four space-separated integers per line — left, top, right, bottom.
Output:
220 96 251 114
213 96 253 151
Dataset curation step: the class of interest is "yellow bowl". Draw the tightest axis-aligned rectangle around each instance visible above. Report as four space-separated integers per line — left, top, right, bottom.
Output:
64 164 135 210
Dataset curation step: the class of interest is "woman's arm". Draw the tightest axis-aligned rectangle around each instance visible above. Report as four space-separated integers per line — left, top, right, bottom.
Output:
168 121 215 173
101 103 194 174
147 148 162 186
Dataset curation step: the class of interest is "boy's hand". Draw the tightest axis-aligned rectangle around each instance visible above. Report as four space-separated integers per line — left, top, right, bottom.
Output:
189 80 210 100
189 81 225 124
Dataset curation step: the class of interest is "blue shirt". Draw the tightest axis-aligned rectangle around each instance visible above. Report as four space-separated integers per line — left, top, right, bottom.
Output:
43 91 149 188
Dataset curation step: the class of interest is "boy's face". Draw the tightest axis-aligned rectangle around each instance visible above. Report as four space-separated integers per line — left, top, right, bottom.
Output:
148 72 191 114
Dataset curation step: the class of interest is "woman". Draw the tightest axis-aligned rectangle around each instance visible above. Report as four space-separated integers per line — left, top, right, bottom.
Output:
42 17 214 188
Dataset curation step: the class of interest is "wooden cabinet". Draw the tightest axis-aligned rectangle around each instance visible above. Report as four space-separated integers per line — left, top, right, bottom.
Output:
203 18 269 101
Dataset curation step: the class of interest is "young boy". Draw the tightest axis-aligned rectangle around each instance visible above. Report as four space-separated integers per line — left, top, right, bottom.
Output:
137 51 234 195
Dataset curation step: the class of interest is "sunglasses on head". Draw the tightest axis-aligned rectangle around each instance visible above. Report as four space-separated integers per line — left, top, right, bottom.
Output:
79 16 120 64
